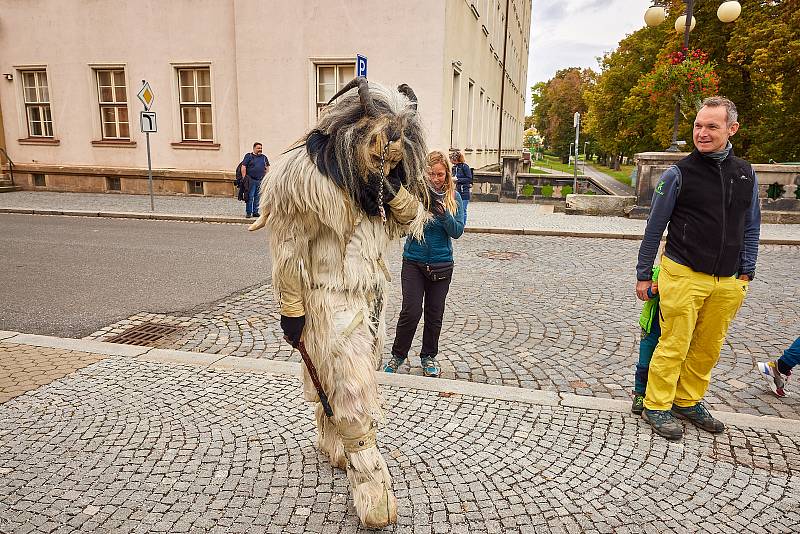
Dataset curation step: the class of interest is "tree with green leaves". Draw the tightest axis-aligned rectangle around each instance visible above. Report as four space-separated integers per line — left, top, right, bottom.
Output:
531 68 594 163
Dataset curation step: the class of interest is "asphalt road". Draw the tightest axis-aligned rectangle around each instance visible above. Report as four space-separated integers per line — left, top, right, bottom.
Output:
0 214 272 338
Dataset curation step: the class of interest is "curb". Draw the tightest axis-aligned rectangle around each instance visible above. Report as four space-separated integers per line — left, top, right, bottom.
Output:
2 331 798 435
3 207 799 244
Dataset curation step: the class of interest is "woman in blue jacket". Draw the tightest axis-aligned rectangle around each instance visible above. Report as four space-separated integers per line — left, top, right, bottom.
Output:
384 150 466 377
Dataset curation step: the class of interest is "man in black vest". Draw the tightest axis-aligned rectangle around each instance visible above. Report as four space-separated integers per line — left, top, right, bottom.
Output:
635 96 760 441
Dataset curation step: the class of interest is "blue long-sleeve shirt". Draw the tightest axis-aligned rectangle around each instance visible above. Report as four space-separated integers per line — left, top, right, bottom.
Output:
636 164 761 281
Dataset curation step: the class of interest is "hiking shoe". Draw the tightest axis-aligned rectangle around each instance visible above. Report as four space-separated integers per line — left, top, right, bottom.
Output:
671 403 725 433
631 392 645 415
757 360 790 398
642 408 683 441
383 355 406 373
420 356 440 378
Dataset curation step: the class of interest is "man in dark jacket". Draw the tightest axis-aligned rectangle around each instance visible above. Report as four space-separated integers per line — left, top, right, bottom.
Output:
239 142 270 217
635 96 760 441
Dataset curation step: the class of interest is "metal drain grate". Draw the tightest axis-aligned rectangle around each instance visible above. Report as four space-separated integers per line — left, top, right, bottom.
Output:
104 322 183 346
477 250 524 261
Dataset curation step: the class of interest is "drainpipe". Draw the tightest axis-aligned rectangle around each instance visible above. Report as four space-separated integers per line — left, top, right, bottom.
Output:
497 0 510 166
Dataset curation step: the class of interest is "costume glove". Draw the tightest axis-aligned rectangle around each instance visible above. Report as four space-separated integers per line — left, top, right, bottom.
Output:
383 164 405 201
280 315 306 347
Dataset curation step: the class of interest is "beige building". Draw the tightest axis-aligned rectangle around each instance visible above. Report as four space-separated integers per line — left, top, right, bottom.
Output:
0 0 530 196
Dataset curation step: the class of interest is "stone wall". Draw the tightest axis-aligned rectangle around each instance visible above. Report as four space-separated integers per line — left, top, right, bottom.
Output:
634 151 800 208
7 163 235 197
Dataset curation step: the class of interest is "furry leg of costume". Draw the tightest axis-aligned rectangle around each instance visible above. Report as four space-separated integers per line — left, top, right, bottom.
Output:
316 403 346 470
302 289 396 527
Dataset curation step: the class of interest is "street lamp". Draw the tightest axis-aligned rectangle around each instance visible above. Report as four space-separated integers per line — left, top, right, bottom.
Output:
644 1 742 152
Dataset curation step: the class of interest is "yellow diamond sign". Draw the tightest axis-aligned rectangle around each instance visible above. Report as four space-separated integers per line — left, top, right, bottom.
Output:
137 81 154 110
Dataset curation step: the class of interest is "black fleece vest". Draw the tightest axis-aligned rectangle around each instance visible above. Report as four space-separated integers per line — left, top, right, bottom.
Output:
666 149 754 277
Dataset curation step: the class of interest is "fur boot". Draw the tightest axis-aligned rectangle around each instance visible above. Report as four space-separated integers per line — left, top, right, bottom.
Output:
338 417 397 528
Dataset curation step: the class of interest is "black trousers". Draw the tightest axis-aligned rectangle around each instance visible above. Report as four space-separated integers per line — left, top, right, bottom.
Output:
391 259 452 359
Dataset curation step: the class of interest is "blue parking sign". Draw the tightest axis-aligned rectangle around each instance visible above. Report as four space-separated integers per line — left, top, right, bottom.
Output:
357 54 367 78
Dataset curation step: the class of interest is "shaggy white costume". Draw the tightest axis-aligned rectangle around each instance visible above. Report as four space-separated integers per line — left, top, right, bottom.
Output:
249 80 429 528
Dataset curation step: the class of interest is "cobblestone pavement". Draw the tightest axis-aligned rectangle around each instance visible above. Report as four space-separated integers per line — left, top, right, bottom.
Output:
0 343 107 403
0 350 797 534
87 234 800 420
2 191 799 240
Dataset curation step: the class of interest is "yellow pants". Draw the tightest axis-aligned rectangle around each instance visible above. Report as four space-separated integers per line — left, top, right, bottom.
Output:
644 256 749 411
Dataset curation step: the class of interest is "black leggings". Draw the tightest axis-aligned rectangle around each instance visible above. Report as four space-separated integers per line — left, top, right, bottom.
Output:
391 259 452 359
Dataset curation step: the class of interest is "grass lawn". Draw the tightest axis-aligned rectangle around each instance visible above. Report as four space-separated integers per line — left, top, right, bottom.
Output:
588 163 636 186
532 154 579 174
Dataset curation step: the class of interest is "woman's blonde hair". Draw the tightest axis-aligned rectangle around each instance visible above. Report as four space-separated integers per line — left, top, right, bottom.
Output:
426 150 458 215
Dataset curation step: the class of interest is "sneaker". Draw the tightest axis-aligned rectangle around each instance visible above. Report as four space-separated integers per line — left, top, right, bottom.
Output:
642 408 683 441
246 213 252 218
757 360 790 398
383 355 406 373
631 392 645 415
671 402 725 433
420 356 440 378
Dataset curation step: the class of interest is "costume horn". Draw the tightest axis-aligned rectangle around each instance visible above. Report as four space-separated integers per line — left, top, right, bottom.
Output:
326 77 379 117
397 84 418 110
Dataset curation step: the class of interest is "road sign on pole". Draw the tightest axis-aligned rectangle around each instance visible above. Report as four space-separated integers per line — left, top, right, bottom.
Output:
139 80 155 211
357 54 367 78
140 111 157 133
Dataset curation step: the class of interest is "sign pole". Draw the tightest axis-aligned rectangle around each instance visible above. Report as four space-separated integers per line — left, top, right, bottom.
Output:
573 112 580 194
137 80 156 212
146 131 154 211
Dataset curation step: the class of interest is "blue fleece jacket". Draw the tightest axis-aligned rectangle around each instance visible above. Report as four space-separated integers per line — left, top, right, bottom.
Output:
403 192 465 263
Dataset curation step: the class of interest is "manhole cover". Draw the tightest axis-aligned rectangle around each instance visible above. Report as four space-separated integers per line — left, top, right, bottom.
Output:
477 250 524 261
104 322 183 346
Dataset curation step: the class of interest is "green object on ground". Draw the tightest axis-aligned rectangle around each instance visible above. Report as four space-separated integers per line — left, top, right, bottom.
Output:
561 185 573 197
521 183 534 196
540 184 554 197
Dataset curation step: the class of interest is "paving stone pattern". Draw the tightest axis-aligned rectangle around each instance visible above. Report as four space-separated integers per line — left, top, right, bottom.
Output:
0 343 106 404
88 235 800 420
0 357 797 534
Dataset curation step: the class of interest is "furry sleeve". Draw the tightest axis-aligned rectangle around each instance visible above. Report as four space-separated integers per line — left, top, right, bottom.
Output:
255 155 329 317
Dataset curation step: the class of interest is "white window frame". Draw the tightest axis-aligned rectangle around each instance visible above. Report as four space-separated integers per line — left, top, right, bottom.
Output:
314 62 356 118
466 80 475 149
21 70 52 138
95 68 130 140
177 67 213 142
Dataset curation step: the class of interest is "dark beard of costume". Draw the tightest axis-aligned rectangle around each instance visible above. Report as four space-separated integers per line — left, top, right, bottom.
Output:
306 129 411 217
356 173 391 217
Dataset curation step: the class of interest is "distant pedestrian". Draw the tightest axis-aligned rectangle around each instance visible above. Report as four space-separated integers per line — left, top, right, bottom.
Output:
450 150 473 222
385 150 465 378
239 142 270 218
757 337 797 398
635 96 761 441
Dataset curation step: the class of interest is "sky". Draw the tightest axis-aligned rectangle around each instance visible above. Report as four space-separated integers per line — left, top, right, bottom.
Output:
525 0 656 114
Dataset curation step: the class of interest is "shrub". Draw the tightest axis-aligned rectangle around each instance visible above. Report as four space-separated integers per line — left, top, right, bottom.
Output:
561 185 573 197
521 183 534 196
541 184 554 197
